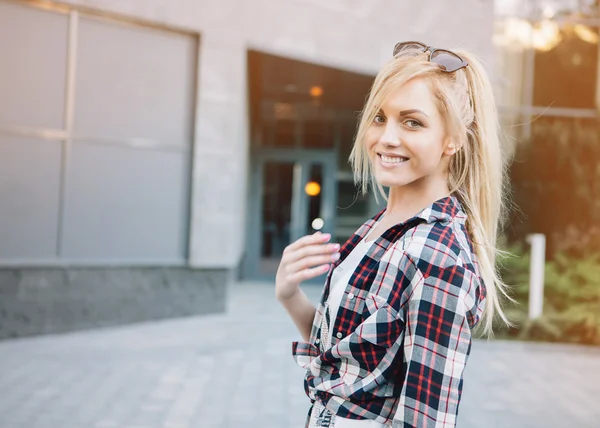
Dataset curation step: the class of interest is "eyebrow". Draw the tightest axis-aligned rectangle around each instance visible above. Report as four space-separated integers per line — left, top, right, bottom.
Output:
399 109 429 117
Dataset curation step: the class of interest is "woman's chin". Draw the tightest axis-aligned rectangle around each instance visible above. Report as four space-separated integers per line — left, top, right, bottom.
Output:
373 173 410 188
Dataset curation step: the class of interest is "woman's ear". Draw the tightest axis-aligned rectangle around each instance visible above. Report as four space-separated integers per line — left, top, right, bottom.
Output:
443 137 461 156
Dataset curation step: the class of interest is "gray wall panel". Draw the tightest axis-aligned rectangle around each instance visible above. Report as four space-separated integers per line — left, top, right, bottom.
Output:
0 2 68 129
0 4 195 266
74 16 197 145
0 137 61 259
61 142 190 262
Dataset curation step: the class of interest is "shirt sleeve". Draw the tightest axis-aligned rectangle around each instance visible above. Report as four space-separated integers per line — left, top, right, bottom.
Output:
393 264 474 428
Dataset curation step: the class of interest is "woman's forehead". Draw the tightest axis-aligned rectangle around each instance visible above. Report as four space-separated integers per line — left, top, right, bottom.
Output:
380 78 438 114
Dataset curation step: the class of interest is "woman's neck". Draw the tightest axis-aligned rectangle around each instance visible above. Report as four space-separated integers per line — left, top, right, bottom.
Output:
384 178 450 224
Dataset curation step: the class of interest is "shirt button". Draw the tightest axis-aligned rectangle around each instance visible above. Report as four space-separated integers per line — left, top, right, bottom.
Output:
336 332 343 339
315 339 320 344
348 293 355 300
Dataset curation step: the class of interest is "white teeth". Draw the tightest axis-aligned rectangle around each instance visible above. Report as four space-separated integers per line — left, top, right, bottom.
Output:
380 155 408 164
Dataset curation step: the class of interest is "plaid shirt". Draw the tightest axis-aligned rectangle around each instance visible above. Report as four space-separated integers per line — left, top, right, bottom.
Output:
292 196 486 427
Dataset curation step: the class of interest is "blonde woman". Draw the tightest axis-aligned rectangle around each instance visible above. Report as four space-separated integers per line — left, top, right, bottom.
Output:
275 41 510 427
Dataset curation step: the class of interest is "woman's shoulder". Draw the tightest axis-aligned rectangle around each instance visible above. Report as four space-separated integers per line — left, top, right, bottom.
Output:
388 222 483 310
393 218 477 274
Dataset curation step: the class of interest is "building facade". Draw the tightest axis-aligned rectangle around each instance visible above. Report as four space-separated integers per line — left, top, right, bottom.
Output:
494 0 600 254
0 0 495 338
495 0 600 134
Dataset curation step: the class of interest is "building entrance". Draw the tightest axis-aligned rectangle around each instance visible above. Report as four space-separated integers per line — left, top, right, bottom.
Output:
246 149 336 278
243 50 376 280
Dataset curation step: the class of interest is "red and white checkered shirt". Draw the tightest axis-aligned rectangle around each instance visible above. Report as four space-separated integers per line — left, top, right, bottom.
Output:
292 196 486 427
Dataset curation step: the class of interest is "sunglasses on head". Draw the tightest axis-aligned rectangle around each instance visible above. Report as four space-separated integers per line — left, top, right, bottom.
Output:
393 41 468 73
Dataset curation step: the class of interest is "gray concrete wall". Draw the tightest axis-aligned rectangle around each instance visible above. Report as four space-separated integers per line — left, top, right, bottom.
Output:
0 268 228 339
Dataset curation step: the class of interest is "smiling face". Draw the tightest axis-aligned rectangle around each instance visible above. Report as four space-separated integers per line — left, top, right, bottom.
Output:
365 76 457 191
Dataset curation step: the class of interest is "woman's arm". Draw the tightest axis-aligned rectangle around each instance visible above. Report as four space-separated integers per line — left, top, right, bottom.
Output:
278 289 316 342
275 231 340 342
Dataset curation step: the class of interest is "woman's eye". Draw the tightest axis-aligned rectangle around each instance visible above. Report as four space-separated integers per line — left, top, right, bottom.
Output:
405 119 422 128
374 114 385 124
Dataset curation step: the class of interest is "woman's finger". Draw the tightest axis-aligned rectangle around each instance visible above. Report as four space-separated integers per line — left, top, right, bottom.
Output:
287 252 340 274
287 264 331 284
284 242 340 264
285 232 331 254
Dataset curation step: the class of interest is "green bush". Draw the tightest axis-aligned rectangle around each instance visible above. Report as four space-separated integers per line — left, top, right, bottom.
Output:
493 244 600 345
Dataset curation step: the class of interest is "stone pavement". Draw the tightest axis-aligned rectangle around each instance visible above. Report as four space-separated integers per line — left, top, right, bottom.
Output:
0 281 599 428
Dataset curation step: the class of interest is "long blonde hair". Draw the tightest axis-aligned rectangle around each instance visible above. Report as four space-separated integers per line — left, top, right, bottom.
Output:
350 47 511 336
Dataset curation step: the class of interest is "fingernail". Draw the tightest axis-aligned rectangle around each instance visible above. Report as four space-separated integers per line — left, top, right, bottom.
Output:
322 233 331 241
332 244 340 251
332 253 340 261
323 264 330 272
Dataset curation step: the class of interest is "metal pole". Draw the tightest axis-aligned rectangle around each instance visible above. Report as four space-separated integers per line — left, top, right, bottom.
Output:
527 233 546 320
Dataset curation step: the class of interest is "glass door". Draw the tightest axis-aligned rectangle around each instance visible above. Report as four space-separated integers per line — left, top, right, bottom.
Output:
260 161 295 275
244 150 336 280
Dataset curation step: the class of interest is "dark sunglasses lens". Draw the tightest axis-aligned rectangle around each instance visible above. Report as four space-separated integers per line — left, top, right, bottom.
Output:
393 42 426 56
431 50 466 72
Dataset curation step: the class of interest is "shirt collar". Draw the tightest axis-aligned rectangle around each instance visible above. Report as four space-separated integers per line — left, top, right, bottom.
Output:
325 195 466 300
364 194 466 238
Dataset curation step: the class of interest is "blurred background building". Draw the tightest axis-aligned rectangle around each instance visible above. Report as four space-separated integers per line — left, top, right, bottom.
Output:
1 0 598 340
495 0 600 252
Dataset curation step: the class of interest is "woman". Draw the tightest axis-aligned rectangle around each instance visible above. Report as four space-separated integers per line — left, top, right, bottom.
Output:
275 41 510 427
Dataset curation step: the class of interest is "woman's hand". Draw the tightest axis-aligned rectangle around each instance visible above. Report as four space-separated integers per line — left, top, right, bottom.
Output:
275 232 341 302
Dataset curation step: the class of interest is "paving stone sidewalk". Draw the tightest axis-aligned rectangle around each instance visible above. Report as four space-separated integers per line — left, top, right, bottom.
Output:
0 281 599 428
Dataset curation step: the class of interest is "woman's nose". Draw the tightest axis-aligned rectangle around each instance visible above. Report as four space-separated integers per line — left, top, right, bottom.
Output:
379 123 401 147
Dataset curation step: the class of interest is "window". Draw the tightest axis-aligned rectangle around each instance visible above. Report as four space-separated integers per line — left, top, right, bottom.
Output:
0 4 196 264
533 24 599 109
